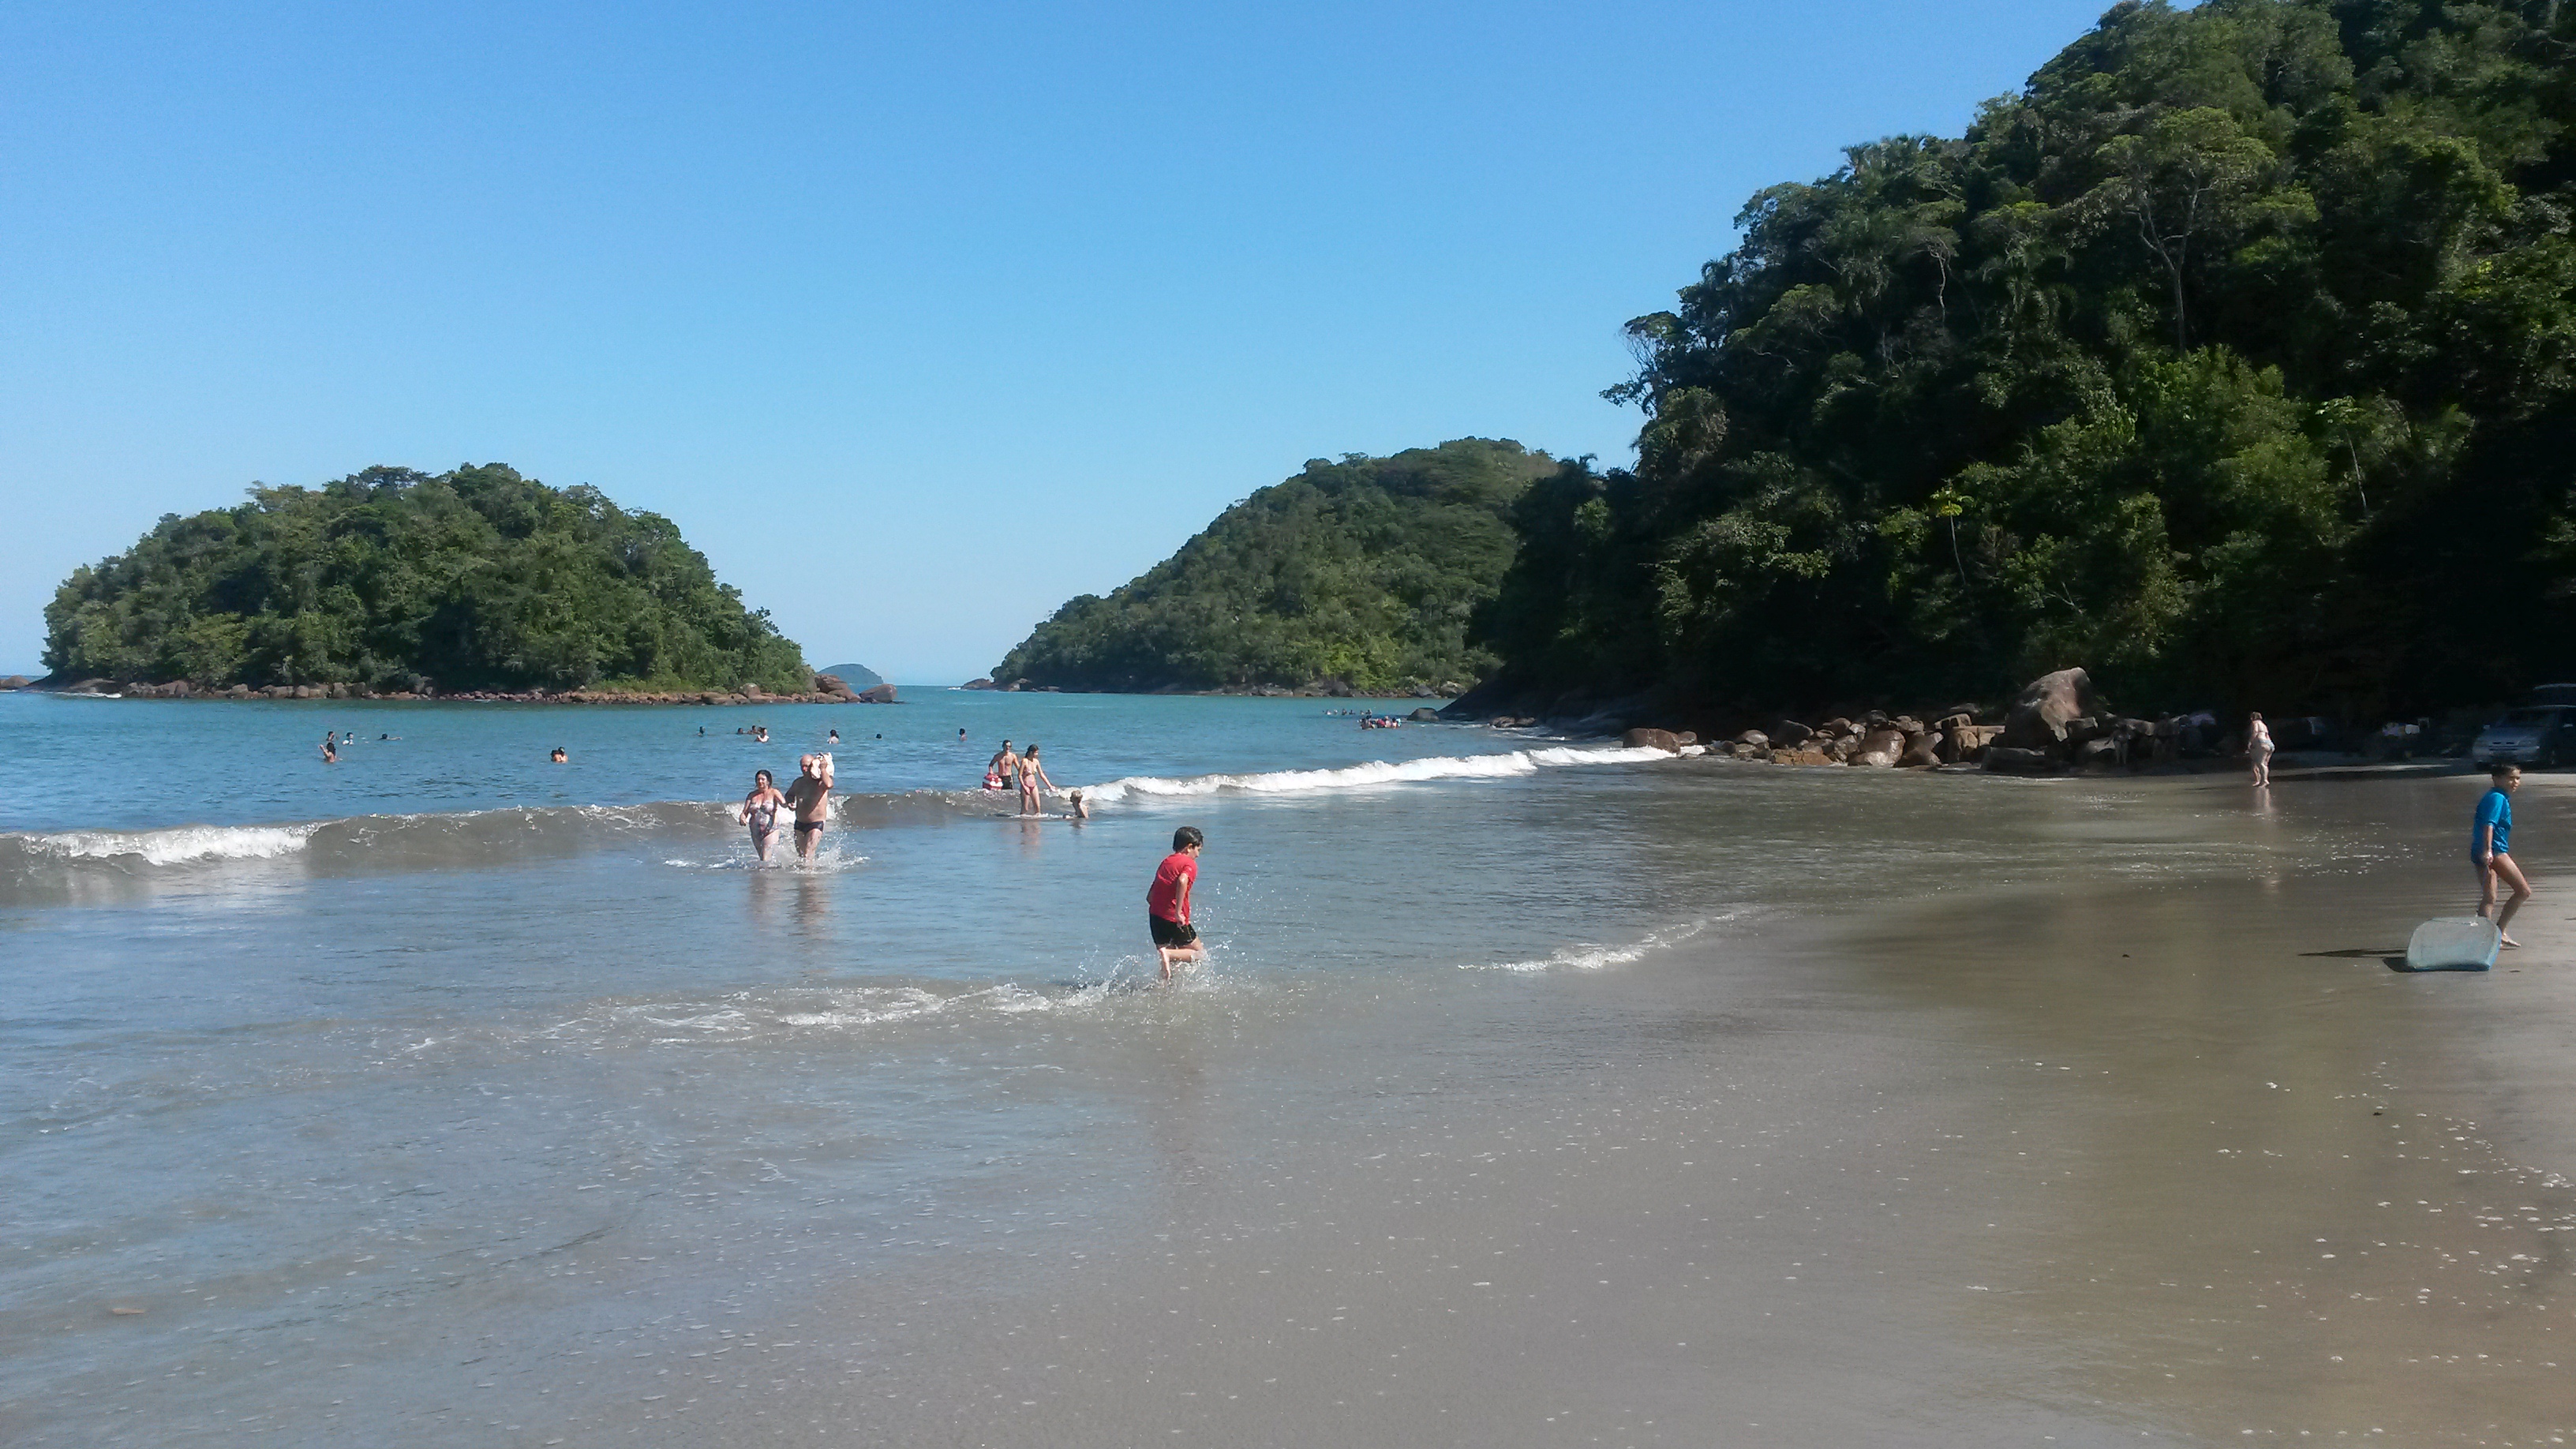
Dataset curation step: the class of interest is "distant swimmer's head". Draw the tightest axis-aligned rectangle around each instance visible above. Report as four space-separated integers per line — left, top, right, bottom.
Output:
1172 825 1204 854
550 747 567 763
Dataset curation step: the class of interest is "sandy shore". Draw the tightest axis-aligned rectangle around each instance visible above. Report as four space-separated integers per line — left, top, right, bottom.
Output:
444 766 2563 1447
14 762 2571 1447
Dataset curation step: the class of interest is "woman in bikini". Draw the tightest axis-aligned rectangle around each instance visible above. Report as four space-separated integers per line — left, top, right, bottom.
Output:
738 769 788 863
1017 743 1056 817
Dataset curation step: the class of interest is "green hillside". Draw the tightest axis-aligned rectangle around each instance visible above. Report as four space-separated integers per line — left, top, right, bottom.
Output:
994 439 1555 692
1479 0 2576 717
43 463 811 694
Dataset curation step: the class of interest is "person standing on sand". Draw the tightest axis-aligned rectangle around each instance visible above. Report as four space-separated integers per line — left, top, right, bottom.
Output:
2248 711 2274 788
738 769 787 863
2475 764 2533 948
1017 743 1056 817
1148 826 1206 981
784 752 835 861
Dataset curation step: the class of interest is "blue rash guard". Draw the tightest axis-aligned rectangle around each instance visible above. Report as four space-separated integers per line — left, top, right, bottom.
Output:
2473 788 2514 858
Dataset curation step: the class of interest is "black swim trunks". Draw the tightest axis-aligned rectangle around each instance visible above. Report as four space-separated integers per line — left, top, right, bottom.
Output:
1149 914 1197 948
795 820 825 836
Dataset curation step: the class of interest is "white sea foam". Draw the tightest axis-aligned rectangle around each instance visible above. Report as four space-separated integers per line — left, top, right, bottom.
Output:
21 823 317 866
1465 919 1710 973
1081 745 1678 803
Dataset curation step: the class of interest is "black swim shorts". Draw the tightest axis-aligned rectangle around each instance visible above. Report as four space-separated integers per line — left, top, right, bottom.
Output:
1148 914 1197 948
795 820 825 836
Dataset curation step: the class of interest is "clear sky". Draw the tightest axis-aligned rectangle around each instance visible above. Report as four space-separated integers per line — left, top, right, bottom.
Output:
1 0 2117 682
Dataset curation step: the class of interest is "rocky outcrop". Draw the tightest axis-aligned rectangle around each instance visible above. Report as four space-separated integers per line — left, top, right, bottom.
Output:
2002 668 2096 751
857 683 898 703
1621 728 1684 753
1408 707 1442 722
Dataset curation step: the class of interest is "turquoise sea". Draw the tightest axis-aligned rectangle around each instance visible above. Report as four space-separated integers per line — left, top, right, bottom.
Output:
9 687 2566 1446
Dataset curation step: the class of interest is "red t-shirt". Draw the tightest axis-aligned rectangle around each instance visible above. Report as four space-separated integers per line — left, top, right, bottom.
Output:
1147 852 1196 921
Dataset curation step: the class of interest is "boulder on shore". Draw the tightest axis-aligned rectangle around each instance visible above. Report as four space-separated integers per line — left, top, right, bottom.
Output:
1767 720 1813 746
2001 668 2096 751
1898 736 1942 768
1408 706 1440 722
1735 729 1770 750
857 683 898 703
0 676 26 690
1621 728 1683 753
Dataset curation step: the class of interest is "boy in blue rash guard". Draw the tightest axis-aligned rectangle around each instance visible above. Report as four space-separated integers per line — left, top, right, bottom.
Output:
2474 765 2533 947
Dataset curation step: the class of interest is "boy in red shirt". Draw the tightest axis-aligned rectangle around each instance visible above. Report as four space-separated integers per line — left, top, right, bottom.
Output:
1148 826 1206 980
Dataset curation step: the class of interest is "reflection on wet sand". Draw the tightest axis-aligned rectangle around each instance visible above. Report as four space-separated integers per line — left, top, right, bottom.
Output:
1837 773 2576 1440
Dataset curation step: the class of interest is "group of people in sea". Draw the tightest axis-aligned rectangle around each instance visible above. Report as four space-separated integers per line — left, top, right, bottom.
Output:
726 732 1197 977
734 752 838 863
981 738 1084 818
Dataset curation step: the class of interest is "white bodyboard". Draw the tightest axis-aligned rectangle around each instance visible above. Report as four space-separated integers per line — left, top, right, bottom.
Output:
2404 917 2501 972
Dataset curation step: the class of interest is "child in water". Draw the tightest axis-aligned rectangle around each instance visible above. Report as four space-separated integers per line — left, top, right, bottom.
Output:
1148 826 1206 981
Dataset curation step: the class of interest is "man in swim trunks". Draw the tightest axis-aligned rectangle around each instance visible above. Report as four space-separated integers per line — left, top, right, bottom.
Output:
987 739 1019 791
784 751 834 861
1148 826 1206 981
2475 764 2532 947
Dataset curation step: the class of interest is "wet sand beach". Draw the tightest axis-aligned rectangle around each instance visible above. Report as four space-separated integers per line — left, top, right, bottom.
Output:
6 715 2574 1447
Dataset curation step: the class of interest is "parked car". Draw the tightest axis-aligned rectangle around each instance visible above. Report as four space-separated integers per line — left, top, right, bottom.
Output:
2473 698 2576 766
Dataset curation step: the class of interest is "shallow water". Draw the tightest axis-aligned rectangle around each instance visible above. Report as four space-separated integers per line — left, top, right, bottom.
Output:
5 691 2574 1444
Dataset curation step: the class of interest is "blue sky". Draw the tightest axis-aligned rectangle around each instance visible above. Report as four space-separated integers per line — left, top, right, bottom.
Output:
1 0 2117 681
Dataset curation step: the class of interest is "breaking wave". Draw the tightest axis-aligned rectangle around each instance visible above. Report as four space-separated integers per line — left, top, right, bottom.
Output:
1082 745 1679 803
0 745 1686 905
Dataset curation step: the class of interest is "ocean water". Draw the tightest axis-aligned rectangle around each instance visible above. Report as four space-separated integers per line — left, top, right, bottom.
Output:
8 687 2572 1445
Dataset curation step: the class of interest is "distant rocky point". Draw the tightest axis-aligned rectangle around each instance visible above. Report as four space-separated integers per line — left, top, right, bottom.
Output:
820 662 885 691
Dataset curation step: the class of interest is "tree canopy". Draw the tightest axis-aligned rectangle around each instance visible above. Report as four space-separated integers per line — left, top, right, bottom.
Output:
994 440 1555 692
43 463 811 693
1481 0 2576 716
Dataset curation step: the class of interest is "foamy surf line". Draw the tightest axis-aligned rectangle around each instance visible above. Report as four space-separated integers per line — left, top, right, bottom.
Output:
1082 745 1679 803
14 822 319 866
1464 918 1714 973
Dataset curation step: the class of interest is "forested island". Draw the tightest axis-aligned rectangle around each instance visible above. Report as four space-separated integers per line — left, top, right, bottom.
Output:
41 464 815 696
1004 0 2573 719
1478 0 2575 721
992 440 1554 693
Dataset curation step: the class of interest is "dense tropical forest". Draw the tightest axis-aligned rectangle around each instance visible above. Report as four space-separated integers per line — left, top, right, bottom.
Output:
1477 0 2576 717
993 440 1555 692
42 464 811 693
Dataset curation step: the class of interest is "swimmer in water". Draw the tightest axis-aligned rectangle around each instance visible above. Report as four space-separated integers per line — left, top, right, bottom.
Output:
738 768 787 863
1017 743 1056 818
784 752 834 861
549 747 567 763
320 732 337 764
1067 788 1089 820
829 728 841 743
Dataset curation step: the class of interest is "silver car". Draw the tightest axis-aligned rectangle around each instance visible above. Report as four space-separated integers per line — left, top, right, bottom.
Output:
2473 705 2576 767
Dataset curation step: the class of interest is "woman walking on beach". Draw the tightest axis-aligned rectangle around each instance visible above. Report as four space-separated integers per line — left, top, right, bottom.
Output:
738 769 788 863
1017 743 1056 817
2475 764 2533 948
2248 711 2274 788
